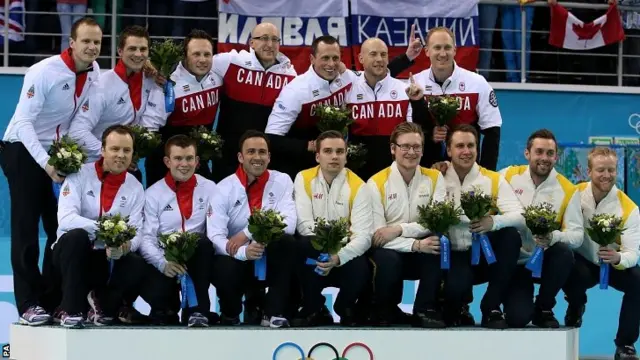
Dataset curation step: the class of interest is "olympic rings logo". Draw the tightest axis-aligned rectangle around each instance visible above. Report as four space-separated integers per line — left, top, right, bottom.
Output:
273 341 374 360
628 113 640 134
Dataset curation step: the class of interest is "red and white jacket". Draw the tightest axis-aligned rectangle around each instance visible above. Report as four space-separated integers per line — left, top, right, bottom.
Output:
56 159 145 251
3 49 101 169
139 173 218 272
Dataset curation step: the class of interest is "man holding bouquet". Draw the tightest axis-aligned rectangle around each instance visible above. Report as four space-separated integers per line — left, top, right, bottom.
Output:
52 125 147 328
563 146 640 360
438 124 524 329
139 135 217 327
206 130 298 328
499 129 583 328
366 122 448 327
292 130 373 327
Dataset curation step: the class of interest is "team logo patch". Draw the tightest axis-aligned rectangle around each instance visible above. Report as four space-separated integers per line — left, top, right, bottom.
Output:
62 184 70 197
356 94 363 100
390 90 397 99
459 82 465 91
81 100 89 112
183 84 190 92
312 90 319 97
26 85 35 98
335 78 342 87
489 90 498 107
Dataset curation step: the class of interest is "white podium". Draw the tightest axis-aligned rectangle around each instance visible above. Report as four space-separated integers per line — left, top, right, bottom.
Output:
9 323 579 360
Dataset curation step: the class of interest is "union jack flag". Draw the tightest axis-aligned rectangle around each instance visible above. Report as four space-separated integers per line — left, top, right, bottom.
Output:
0 0 25 44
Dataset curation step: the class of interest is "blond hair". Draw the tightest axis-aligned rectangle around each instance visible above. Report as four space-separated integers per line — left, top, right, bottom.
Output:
390 122 424 145
587 146 618 169
426 27 456 47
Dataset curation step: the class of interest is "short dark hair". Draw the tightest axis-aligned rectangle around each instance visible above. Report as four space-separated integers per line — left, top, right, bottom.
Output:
118 25 150 50
70 17 101 40
311 35 340 56
446 124 478 147
315 130 345 153
101 125 134 147
184 29 214 57
164 135 198 157
238 130 270 152
526 129 557 151
390 122 424 145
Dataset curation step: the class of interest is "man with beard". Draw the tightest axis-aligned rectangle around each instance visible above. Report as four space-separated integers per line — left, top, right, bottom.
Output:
144 30 223 187
563 147 640 360
207 130 298 328
499 129 583 328
265 31 423 180
439 124 524 329
0 17 102 326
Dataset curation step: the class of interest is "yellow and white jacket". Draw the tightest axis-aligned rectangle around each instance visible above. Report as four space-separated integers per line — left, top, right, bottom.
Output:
368 162 447 252
576 182 640 269
500 165 584 264
294 166 373 266
444 163 525 251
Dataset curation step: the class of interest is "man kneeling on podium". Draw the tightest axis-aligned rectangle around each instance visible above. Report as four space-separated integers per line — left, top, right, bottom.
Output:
139 135 218 327
52 125 147 328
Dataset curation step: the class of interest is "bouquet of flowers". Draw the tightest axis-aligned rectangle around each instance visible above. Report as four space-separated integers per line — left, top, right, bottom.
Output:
522 202 561 278
586 213 626 289
417 199 462 269
149 39 183 112
95 213 137 276
189 126 224 161
460 187 498 265
47 135 87 199
428 94 460 156
129 125 162 165
346 142 367 171
306 217 351 275
247 208 287 280
315 104 353 136
158 231 201 308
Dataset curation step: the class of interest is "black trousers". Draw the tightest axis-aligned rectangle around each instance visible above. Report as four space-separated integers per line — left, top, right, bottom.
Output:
141 236 214 316
297 235 369 317
211 235 296 318
51 229 149 315
504 242 575 327
0 142 59 314
445 227 522 315
369 248 441 314
563 253 640 347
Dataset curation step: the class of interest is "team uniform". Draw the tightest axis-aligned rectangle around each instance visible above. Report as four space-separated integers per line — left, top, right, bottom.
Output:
442 163 524 327
0 49 100 323
367 163 447 325
292 166 373 326
52 159 146 328
563 182 640 354
412 64 503 169
144 63 224 186
139 173 218 326
206 166 297 327
500 165 583 327
212 49 297 182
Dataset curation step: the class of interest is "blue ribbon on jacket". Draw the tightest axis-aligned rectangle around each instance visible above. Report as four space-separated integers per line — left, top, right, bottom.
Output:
471 232 496 265
439 234 450 269
306 253 331 275
254 251 267 281
178 273 198 308
525 246 544 278
440 141 446 158
599 259 610 290
107 258 114 283
52 182 62 200
164 81 175 113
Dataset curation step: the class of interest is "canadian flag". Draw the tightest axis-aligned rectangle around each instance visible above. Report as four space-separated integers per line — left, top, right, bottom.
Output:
549 4 625 50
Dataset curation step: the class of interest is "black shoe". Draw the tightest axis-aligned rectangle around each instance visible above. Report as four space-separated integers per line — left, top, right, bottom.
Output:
291 307 335 327
117 305 149 325
459 304 475 326
148 309 180 325
220 314 241 326
207 311 220 325
243 304 262 325
532 309 560 328
339 308 358 327
412 310 446 329
481 310 508 329
564 304 585 327
615 345 639 360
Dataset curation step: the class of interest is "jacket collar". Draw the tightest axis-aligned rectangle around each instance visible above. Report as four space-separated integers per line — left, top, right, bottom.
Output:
94 158 127 185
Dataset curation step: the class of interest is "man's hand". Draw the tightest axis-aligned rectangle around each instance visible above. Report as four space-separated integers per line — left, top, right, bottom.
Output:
121 240 131 256
307 140 316 152
106 246 123 260
405 72 424 101
405 24 423 61
534 234 552 249
598 247 621 265
338 61 347 74
246 242 265 261
142 60 167 87
316 254 340 276
129 161 139 172
431 161 450 174
416 236 441 254
433 126 447 143
227 232 249 256
373 225 403 247
163 261 187 278
45 164 65 183
470 216 494 234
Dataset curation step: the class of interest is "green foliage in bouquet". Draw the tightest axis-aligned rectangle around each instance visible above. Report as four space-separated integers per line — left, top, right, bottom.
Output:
189 126 224 161
346 142 367 171
428 95 461 127
460 187 497 221
522 202 561 236
149 39 183 85
311 217 351 254
47 135 87 175
158 231 200 265
586 213 626 247
315 104 354 136
128 124 162 161
95 213 137 248
417 199 463 235
247 208 286 246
